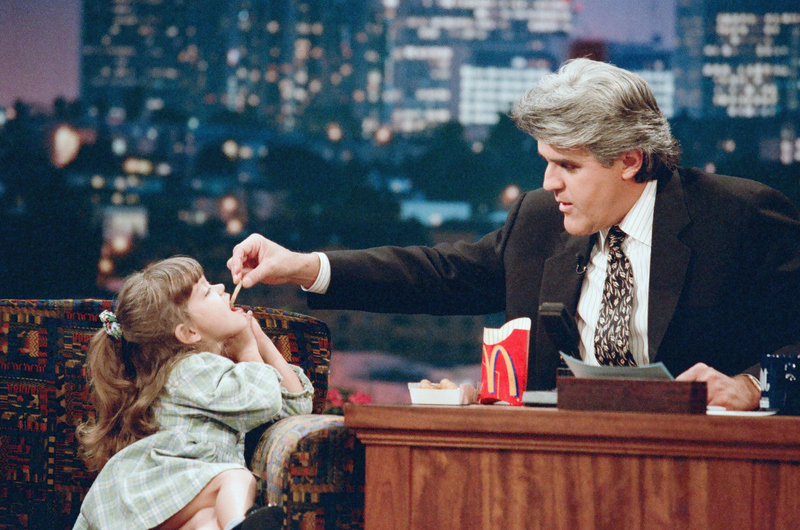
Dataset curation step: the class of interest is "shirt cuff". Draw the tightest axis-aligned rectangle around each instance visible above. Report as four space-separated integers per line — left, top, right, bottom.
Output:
301 252 331 294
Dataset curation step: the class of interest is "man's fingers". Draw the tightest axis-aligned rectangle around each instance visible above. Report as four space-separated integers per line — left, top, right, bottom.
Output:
227 250 246 280
675 366 698 381
228 234 295 288
229 240 262 285
675 362 710 382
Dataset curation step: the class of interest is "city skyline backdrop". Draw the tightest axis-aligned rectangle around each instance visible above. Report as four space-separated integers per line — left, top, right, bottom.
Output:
0 0 797 367
0 0 676 108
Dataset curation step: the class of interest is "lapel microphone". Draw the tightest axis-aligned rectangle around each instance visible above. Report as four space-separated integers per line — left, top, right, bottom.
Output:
575 253 587 274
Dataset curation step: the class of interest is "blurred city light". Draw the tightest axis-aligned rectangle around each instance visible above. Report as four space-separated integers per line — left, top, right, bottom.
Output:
375 126 392 145
110 234 132 255
220 195 239 218
326 122 343 142
501 185 521 206
122 158 154 175
98 257 114 275
52 125 81 168
222 140 239 159
226 218 244 235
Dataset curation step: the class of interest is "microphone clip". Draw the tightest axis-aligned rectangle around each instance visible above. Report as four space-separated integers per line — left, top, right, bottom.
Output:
575 253 587 275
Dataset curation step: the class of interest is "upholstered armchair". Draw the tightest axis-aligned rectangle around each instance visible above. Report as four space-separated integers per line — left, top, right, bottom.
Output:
0 299 364 530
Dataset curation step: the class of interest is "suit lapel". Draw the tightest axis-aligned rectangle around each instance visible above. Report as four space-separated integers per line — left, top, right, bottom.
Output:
533 232 594 381
539 232 595 315
648 171 692 362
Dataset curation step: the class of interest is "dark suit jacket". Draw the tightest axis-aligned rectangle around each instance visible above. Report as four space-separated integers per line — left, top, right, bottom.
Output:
309 168 800 389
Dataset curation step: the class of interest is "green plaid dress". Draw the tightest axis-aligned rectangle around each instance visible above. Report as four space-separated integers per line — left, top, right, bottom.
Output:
73 352 313 530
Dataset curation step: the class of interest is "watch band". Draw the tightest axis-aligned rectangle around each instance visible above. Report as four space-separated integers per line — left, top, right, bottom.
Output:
742 373 761 393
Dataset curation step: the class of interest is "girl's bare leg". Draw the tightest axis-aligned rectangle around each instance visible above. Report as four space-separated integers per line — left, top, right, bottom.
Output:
172 508 220 530
213 469 257 527
156 469 257 530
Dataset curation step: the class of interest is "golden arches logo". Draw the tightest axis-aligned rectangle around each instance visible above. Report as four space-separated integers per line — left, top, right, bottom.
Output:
482 344 520 397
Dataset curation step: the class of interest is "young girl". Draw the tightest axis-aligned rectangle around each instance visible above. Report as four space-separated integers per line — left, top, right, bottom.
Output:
73 256 314 530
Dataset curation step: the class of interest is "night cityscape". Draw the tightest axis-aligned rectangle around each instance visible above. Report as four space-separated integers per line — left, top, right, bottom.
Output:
1 0 799 367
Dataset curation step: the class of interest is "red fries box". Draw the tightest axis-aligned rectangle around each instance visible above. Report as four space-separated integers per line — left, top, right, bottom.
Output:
479 317 531 406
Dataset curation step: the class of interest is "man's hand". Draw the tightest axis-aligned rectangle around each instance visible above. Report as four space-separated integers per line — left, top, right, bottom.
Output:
227 234 320 290
675 362 760 411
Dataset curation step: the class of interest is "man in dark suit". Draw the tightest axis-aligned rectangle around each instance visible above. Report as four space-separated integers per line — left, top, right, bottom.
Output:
228 59 800 411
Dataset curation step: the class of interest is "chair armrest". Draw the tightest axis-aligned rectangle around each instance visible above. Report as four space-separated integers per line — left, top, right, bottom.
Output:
248 307 332 414
250 414 364 529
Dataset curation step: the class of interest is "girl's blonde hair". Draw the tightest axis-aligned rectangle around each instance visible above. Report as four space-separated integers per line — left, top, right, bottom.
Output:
77 256 205 470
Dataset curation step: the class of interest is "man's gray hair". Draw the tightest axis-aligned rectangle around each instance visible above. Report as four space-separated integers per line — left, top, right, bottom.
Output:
510 58 680 181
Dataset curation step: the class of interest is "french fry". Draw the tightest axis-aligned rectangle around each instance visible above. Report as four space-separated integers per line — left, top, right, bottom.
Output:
230 282 242 308
418 378 457 389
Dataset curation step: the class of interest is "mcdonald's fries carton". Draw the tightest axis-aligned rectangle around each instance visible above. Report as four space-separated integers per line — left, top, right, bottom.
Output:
479 317 531 406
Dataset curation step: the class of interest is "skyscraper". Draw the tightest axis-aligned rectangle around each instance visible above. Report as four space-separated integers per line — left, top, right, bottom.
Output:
384 0 573 136
81 0 385 139
220 0 385 138
675 0 800 118
81 0 226 119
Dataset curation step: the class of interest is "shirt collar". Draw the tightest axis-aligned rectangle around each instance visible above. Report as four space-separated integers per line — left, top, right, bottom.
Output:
598 179 657 250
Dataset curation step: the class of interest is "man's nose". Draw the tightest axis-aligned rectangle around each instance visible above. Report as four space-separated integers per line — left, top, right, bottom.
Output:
542 164 561 191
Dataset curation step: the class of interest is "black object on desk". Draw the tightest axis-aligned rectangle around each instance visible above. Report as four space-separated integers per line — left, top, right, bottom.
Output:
539 302 579 379
539 302 580 356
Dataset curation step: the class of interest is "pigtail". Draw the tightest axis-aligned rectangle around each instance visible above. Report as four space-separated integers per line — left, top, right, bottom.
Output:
119 338 138 379
77 330 147 470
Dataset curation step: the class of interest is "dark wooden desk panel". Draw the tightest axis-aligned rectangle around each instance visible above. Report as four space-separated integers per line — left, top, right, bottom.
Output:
345 405 800 530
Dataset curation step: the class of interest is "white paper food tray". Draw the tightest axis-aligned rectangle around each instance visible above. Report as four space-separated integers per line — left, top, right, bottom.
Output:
408 383 477 405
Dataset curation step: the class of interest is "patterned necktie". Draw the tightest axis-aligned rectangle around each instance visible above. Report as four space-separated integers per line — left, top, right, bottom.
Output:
594 225 637 366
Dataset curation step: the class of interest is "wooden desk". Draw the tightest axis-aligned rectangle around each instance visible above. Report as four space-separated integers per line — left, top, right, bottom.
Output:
344 404 800 530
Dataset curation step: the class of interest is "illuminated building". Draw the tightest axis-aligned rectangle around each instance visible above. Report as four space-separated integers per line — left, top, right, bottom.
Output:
675 0 800 118
400 199 471 227
81 0 226 119
638 67 675 118
81 0 385 140
221 0 386 138
459 58 552 127
385 0 573 135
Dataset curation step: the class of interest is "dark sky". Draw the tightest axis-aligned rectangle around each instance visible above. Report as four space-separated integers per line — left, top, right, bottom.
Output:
0 0 675 108
0 0 81 107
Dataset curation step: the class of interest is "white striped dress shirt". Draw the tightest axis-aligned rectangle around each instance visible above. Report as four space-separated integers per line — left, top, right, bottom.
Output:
577 180 657 366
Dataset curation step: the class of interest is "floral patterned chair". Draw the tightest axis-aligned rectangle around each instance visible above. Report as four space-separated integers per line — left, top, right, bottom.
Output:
0 299 364 530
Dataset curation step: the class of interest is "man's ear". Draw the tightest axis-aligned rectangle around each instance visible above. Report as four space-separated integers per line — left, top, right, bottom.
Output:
175 323 202 345
620 149 644 181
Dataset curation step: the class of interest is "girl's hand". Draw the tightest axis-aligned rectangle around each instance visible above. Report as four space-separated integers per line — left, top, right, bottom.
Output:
249 317 304 392
249 317 284 365
222 311 263 363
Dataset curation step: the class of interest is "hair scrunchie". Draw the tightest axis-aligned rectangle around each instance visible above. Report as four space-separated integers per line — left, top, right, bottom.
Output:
99 310 123 340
